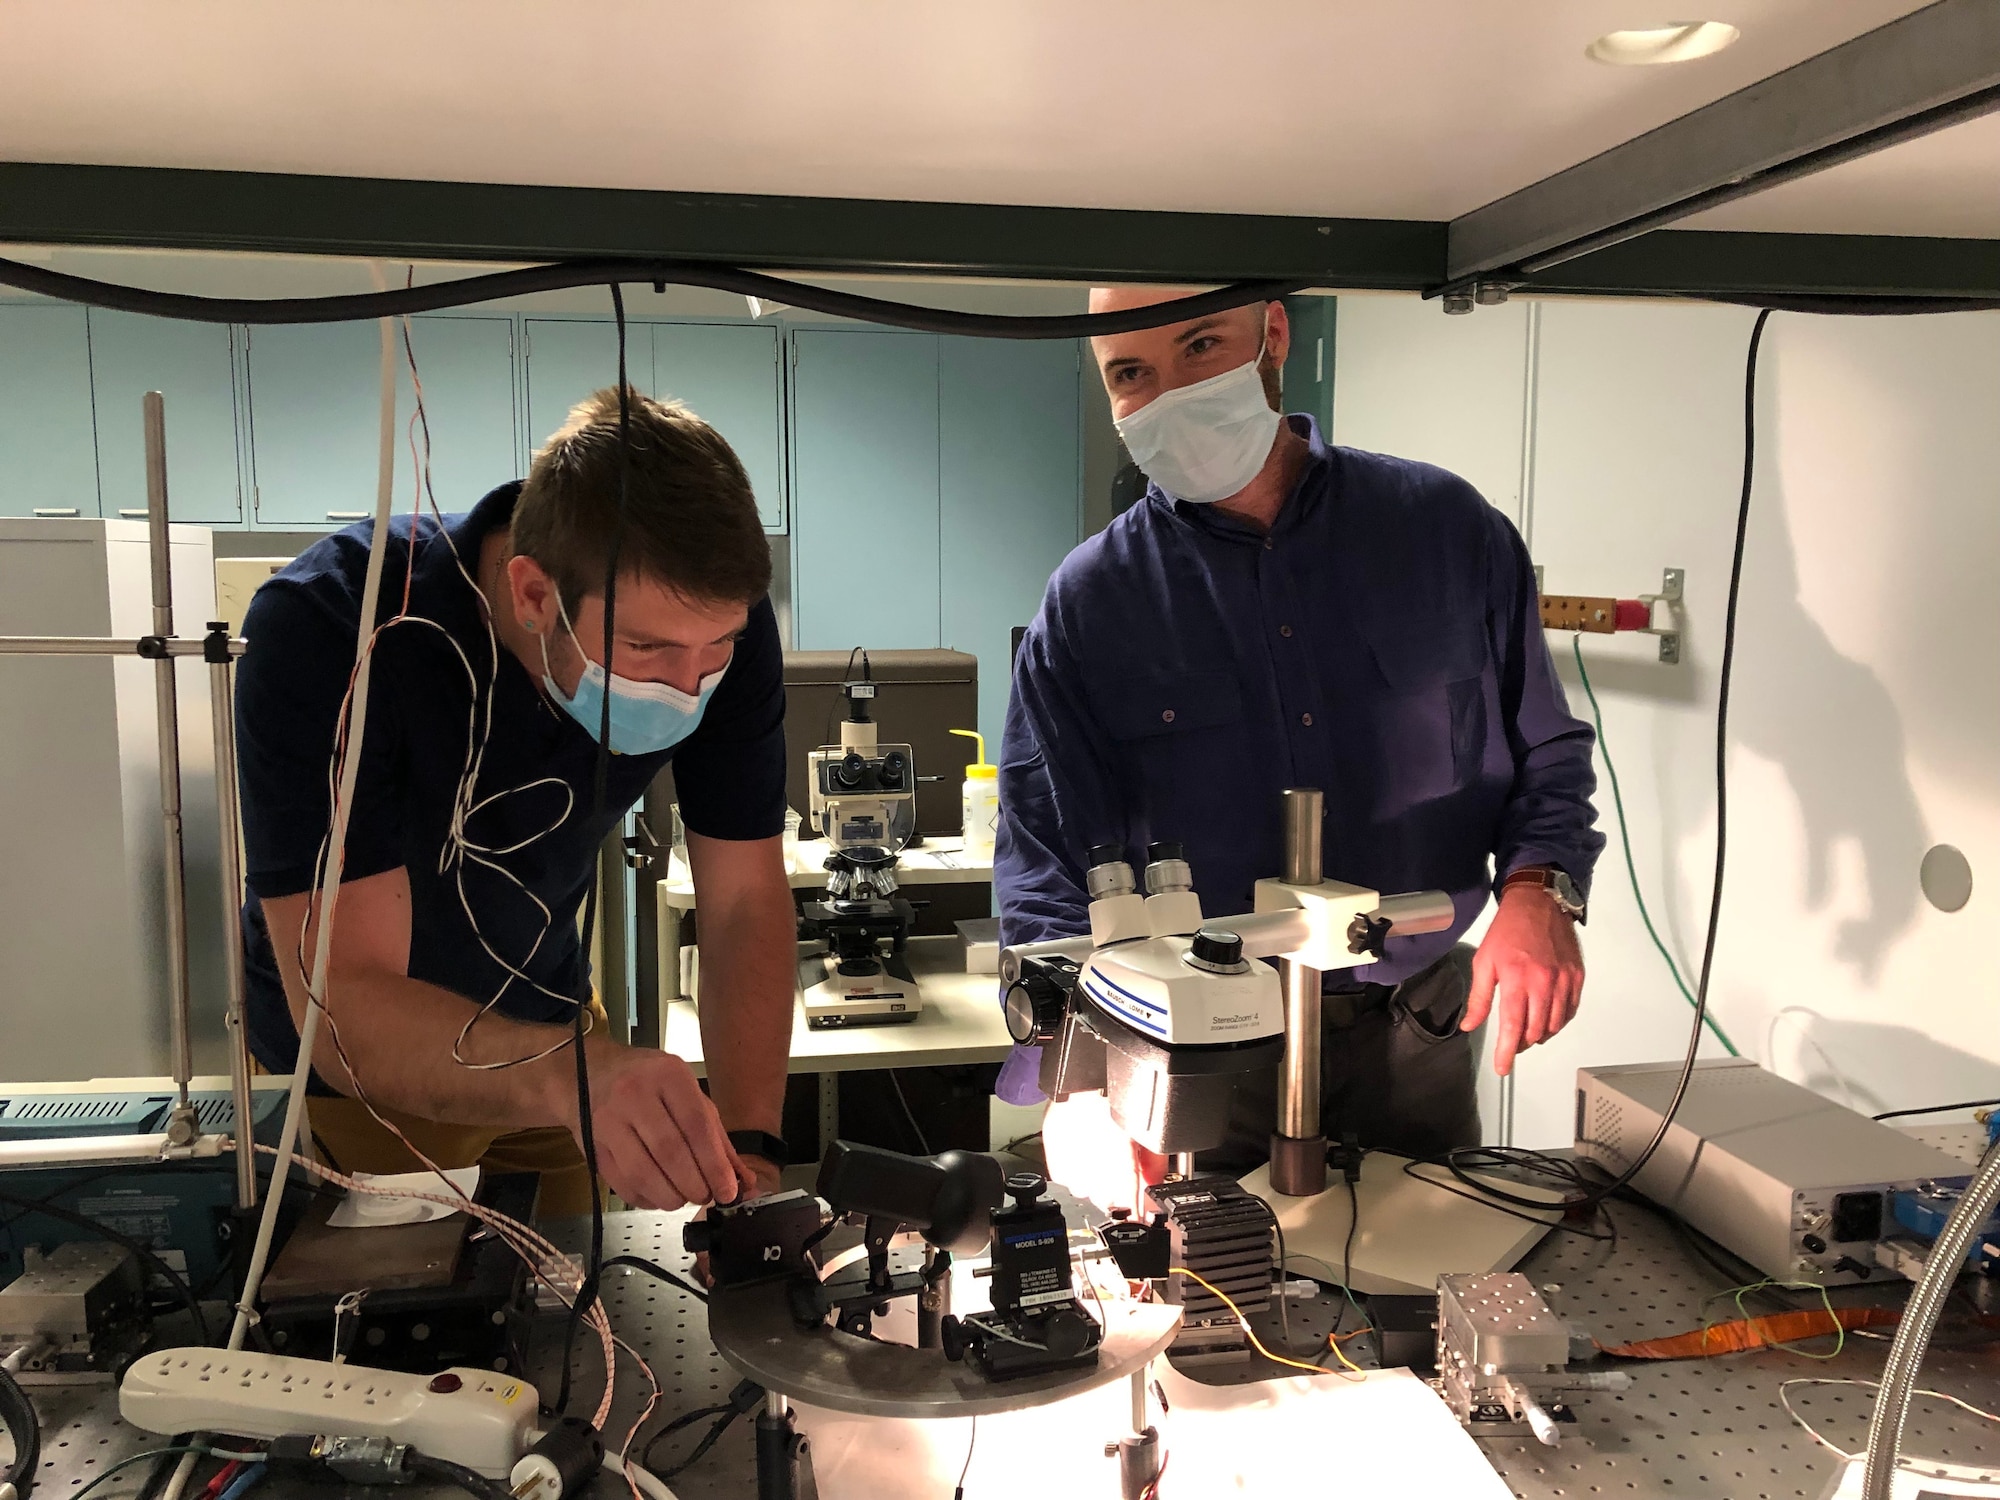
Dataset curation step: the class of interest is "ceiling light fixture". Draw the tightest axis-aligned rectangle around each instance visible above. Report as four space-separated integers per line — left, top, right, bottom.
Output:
1587 21 1741 65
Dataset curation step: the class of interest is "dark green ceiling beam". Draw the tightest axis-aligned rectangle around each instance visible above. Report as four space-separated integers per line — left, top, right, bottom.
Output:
3 160 1999 302
0 162 1441 289
1525 229 2000 301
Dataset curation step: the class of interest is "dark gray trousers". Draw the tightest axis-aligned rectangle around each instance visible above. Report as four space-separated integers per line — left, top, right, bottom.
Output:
1196 944 1482 1174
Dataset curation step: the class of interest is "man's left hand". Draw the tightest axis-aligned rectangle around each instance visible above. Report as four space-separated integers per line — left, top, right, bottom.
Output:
1460 885 1585 1076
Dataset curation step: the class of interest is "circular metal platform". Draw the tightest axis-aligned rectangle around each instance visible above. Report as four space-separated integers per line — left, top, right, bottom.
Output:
706 1282 1181 1420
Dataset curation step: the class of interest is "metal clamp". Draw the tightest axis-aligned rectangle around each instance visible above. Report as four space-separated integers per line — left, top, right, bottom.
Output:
1635 567 1685 665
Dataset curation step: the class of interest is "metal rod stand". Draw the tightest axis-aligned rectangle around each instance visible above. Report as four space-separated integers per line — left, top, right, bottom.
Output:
1270 788 1328 1197
207 621 257 1211
755 1389 817 1500
141 393 199 1145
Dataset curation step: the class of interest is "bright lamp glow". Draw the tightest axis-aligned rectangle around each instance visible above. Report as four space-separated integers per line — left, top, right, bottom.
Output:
1587 21 1741 65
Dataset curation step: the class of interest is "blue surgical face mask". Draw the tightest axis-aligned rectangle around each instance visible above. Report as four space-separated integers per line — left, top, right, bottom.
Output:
1113 318 1281 504
540 600 728 756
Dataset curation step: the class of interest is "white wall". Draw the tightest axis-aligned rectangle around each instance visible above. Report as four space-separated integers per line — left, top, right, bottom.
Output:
1334 292 2000 1147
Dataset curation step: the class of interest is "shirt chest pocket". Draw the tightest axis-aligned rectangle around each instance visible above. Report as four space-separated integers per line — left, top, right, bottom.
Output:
1363 622 1489 807
1098 669 1246 823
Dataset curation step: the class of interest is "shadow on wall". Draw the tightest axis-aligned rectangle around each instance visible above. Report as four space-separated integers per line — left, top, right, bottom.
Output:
1727 385 1928 985
1770 1008 2000 1116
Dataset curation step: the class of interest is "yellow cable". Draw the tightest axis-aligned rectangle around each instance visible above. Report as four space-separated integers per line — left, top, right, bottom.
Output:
1170 1266 1364 1381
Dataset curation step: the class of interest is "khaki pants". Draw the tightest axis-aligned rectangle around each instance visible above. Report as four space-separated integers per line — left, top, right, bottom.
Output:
308 1098 598 1219
271 995 609 1220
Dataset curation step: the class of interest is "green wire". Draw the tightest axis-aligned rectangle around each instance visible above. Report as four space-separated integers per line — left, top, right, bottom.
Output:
66 1446 266 1500
1569 634 1740 1057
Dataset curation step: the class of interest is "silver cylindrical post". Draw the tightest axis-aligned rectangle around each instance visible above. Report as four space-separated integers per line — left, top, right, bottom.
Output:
1277 960 1322 1140
1130 1368 1147 1433
143 393 198 1132
1281 787 1323 887
1272 788 1327 1197
209 629 257 1209
1169 1152 1194 1180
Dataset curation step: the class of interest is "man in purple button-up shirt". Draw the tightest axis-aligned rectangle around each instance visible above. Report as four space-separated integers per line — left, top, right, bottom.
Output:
994 288 1604 1214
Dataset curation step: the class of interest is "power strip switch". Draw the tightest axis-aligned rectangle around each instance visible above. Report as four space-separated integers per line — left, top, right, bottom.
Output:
119 1349 539 1478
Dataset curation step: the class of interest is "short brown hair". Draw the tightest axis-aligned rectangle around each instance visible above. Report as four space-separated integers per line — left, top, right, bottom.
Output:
512 386 771 610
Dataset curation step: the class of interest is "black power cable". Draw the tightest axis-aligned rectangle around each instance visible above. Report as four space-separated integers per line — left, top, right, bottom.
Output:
553 284 633 1419
0 255 1300 339
0 1361 39 1500
1432 308 1775 1219
1874 1098 2000 1123
404 1452 514 1500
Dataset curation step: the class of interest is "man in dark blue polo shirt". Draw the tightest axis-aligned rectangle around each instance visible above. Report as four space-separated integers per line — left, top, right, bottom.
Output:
995 289 1603 1214
237 387 796 1216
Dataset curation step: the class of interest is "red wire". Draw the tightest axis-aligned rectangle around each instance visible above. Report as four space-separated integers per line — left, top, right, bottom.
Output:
198 1460 243 1500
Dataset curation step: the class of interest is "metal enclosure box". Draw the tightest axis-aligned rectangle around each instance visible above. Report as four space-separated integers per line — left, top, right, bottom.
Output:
0 519 223 1080
1575 1059 1971 1285
1437 1273 1570 1373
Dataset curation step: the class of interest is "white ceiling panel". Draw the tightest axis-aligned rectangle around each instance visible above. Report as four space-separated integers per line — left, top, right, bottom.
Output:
0 0 1937 224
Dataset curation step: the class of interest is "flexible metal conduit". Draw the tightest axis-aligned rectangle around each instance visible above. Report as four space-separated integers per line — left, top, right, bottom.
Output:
1862 1134 2000 1498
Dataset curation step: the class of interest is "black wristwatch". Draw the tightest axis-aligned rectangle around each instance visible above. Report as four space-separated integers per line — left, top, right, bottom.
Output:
728 1130 790 1168
1502 866 1588 924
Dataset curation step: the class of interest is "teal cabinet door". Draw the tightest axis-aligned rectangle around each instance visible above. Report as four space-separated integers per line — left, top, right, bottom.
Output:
0 304 99 519
523 318 648 457
244 321 384 527
653 323 786 531
791 331 940 651
396 316 519 514
89 311 242 525
939 338 1081 739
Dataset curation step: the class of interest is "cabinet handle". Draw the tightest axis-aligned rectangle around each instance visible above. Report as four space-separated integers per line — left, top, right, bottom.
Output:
327 511 370 521
31 507 80 518
119 508 150 519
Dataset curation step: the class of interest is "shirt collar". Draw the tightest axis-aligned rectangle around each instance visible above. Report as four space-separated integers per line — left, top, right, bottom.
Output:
1146 414 1333 542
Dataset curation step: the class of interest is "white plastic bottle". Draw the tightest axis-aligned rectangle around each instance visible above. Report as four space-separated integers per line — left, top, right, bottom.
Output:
951 728 999 865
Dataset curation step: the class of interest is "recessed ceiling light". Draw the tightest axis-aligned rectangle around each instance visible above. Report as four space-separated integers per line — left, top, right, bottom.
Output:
1588 21 1741 65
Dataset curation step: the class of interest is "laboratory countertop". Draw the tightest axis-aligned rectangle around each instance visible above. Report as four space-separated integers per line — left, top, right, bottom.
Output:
40 1182 2000 1500
656 836 993 909
29 1140 2000 1500
660 933 1012 1076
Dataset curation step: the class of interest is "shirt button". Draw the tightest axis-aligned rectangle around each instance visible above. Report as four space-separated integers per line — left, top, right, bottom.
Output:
1279 625 1294 638
1301 712 1314 727
1264 538 1275 551
1162 709 1176 723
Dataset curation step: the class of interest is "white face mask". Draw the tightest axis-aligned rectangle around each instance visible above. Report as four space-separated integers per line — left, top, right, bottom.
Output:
1113 352 1282 505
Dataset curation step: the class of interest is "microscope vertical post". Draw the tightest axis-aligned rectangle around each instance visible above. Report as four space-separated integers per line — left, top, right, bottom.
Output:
1270 788 1328 1196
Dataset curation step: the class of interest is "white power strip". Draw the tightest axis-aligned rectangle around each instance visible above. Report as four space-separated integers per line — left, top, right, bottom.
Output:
119 1349 541 1478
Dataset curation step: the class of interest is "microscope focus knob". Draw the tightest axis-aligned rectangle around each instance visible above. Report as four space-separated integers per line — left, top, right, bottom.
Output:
1189 928 1244 967
1003 1171 1047 1207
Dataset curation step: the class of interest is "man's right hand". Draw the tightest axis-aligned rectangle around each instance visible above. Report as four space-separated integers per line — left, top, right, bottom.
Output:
566 1042 752 1211
1040 1092 1167 1218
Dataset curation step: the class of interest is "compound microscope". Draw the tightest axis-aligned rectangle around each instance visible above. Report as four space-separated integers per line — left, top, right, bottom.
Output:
798 672 923 1029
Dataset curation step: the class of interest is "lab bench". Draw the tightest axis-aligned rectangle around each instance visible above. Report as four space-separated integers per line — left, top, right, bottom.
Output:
28 1136 2000 1500
32 1185 2000 1500
660 931 1013 1165
652 836 994 1002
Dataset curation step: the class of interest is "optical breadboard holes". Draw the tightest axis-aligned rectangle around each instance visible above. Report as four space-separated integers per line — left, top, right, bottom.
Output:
1587 22 1741 66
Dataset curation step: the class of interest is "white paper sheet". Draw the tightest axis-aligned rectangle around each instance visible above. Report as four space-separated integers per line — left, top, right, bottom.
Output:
326 1166 480 1227
793 1360 1513 1499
